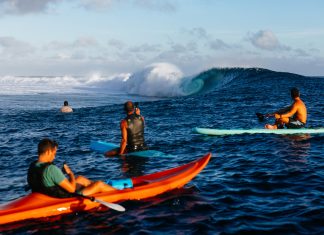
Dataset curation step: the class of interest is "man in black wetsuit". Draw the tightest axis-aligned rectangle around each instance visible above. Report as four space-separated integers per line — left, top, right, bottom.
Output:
105 101 148 156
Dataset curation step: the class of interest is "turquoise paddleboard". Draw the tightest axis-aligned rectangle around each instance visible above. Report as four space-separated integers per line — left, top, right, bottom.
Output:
90 140 169 158
193 127 324 136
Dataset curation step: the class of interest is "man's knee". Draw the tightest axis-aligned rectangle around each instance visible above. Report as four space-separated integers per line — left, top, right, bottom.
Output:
92 180 104 188
76 175 92 185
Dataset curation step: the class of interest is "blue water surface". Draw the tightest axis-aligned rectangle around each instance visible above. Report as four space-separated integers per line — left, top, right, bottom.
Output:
0 68 324 234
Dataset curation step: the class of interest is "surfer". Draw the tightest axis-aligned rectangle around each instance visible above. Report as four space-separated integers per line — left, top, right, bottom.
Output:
60 100 73 113
265 87 307 129
105 101 148 156
27 138 115 198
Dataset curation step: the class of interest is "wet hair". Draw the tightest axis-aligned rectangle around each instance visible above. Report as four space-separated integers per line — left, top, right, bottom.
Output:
38 138 58 156
290 88 300 99
64 101 69 106
124 101 134 113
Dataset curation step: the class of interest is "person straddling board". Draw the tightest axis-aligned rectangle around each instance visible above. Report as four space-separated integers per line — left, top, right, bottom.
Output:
27 138 115 198
60 100 73 113
264 87 307 129
105 101 148 156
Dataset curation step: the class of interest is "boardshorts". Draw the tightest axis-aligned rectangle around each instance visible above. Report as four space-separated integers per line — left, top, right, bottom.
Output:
286 118 305 129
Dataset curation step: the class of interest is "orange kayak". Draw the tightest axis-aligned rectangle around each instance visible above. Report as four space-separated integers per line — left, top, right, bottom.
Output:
0 153 211 225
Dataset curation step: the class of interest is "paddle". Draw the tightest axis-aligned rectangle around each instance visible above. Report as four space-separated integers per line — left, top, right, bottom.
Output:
74 193 126 212
256 112 266 122
256 112 273 122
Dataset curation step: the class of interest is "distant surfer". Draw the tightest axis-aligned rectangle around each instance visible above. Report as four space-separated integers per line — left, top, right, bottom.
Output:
60 101 73 113
265 87 307 129
27 138 115 198
105 101 148 156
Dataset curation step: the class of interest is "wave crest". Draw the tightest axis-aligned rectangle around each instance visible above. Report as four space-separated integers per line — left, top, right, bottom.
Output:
0 65 281 97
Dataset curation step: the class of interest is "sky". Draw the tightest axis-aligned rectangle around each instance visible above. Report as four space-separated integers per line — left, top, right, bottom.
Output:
0 0 324 76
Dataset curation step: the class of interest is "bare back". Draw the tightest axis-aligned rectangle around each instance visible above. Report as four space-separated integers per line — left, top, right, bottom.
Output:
291 98 307 123
60 106 73 113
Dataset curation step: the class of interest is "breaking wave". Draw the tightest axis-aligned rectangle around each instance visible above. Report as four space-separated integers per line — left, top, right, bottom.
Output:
0 63 298 97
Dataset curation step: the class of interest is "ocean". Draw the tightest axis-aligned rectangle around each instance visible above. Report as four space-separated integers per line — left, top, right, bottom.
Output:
0 63 324 234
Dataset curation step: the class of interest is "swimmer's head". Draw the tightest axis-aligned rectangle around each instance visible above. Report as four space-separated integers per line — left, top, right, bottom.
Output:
64 101 69 106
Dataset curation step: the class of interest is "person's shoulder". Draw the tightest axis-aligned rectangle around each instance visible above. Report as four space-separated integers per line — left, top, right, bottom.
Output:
46 164 61 172
45 164 65 177
60 106 73 113
120 119 127 126
294 99 304 105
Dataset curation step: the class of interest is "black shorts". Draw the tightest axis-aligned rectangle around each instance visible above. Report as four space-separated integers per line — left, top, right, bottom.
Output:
285 118 305 129
127 144 148 152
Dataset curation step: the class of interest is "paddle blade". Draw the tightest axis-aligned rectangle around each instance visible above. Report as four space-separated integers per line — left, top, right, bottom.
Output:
94 198 126 212
256 112 265 122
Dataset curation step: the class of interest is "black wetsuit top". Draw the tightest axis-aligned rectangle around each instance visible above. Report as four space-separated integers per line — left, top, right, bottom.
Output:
27 161 73 198
124 114 147 152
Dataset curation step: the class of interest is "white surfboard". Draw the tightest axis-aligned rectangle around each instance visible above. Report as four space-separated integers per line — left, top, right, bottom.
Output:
193 127 324 136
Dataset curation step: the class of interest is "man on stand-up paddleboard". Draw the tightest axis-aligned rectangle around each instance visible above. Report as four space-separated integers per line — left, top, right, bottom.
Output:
265 88 307 129
28 138 115 198
105 101 148 156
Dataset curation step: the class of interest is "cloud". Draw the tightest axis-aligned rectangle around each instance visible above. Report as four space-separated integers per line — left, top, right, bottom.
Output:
133 0 177 12
184 27 210 40
294 48 310 57
129 43 161 53
0 36 35 57
45 37 99 50
79 0 115 10
0 0 177 15
247 30 290 51
79 0 177 12
108 39 126 50
0 0 62 15
73 37 99 47
168 41 198 54
209 39 231 50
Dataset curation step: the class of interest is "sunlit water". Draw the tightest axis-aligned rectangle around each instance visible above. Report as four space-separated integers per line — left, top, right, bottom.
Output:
0 68 323 234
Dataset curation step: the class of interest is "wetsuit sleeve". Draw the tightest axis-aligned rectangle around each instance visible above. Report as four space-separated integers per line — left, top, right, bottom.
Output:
43 165 67 187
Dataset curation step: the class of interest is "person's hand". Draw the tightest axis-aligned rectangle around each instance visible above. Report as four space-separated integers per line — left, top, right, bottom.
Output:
118 151 125 156
274 113 281 119
63 163 73 175
135 107 140 115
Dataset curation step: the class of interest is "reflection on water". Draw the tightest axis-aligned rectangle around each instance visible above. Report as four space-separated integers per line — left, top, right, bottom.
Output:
120 156 148 178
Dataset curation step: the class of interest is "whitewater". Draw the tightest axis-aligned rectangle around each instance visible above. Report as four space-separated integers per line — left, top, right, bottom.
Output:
0 63 241 97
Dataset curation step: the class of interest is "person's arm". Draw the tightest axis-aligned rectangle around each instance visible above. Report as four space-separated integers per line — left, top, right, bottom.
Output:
266 105 292 117
119 120 127 155
135 107 140 115
58 164 76 193
276 105 292 115
275 103 297 119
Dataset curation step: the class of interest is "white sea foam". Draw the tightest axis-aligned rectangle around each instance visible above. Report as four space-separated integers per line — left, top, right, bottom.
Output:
0 63 185 97
125 63 184 97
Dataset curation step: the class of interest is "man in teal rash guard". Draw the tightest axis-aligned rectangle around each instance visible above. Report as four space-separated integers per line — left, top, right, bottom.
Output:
27 138 115 198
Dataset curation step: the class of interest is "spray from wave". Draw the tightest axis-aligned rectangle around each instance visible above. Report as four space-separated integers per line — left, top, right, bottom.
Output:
0 63 274 97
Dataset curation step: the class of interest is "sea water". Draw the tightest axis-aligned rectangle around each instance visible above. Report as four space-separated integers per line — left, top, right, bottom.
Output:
0 63 323 234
